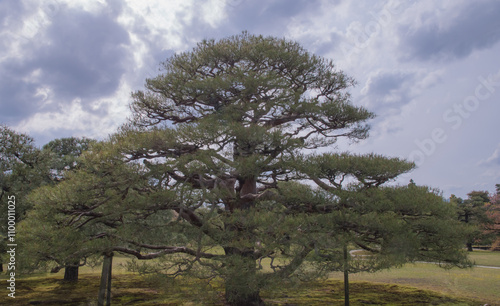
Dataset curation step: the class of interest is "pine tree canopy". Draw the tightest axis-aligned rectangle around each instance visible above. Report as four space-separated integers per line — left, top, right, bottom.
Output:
19 33 471 306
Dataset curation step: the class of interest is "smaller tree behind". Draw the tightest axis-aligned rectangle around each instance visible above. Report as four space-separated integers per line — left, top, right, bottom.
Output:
0 125 52 212
42 137 95 280
486 184 500 250
14 136 95 280
1 125 52 272
43 137 94 179
18 140 176 280
452 191 491 251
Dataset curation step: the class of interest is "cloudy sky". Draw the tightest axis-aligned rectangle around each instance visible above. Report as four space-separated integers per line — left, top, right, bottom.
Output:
1 0 500 198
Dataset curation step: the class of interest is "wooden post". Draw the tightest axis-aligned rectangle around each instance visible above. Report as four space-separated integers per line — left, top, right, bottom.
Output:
107 253 112 306
343 245 349 306
97 252 113 306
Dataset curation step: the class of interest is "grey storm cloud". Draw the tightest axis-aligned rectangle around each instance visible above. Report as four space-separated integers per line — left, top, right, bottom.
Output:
361 71 415 113
0 0 23 27
363 72 412 97
0 3 131 125
224 0 325 35
399 0 500 61
33 7 131 101
0 67 41 123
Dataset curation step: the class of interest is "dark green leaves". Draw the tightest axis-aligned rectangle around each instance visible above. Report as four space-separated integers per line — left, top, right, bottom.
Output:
299 152 415 190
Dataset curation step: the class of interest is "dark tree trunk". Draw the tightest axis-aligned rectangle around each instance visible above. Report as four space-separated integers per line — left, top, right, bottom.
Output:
464 213 473 252
224 248 265 306
224 174 265 305
63 264 79 281
225 287 265 306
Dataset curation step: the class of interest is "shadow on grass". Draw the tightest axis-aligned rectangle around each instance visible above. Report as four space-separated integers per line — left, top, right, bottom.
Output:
263 279 477 305
1 274 163 305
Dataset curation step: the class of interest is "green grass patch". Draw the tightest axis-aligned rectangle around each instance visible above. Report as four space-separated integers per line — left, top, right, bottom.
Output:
469 250 500 267
330 262 500 305
263 279 477 305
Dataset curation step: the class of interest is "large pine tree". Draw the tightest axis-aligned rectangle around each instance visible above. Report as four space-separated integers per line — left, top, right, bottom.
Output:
116 33 468 305
21 33 470 305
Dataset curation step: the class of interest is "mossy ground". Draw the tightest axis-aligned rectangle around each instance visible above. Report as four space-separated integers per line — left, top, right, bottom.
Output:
0 273 484 305
1 273 163 305
1 252 497 305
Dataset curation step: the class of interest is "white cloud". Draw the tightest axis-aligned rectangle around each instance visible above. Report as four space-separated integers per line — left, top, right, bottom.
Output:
397 0 500 61
478 143 500 166
16 77 132 142
200 0 227 28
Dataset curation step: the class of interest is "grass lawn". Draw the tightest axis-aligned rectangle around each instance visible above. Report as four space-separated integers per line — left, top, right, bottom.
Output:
329 251 500 305
469 249 500 267
1 252 498 305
